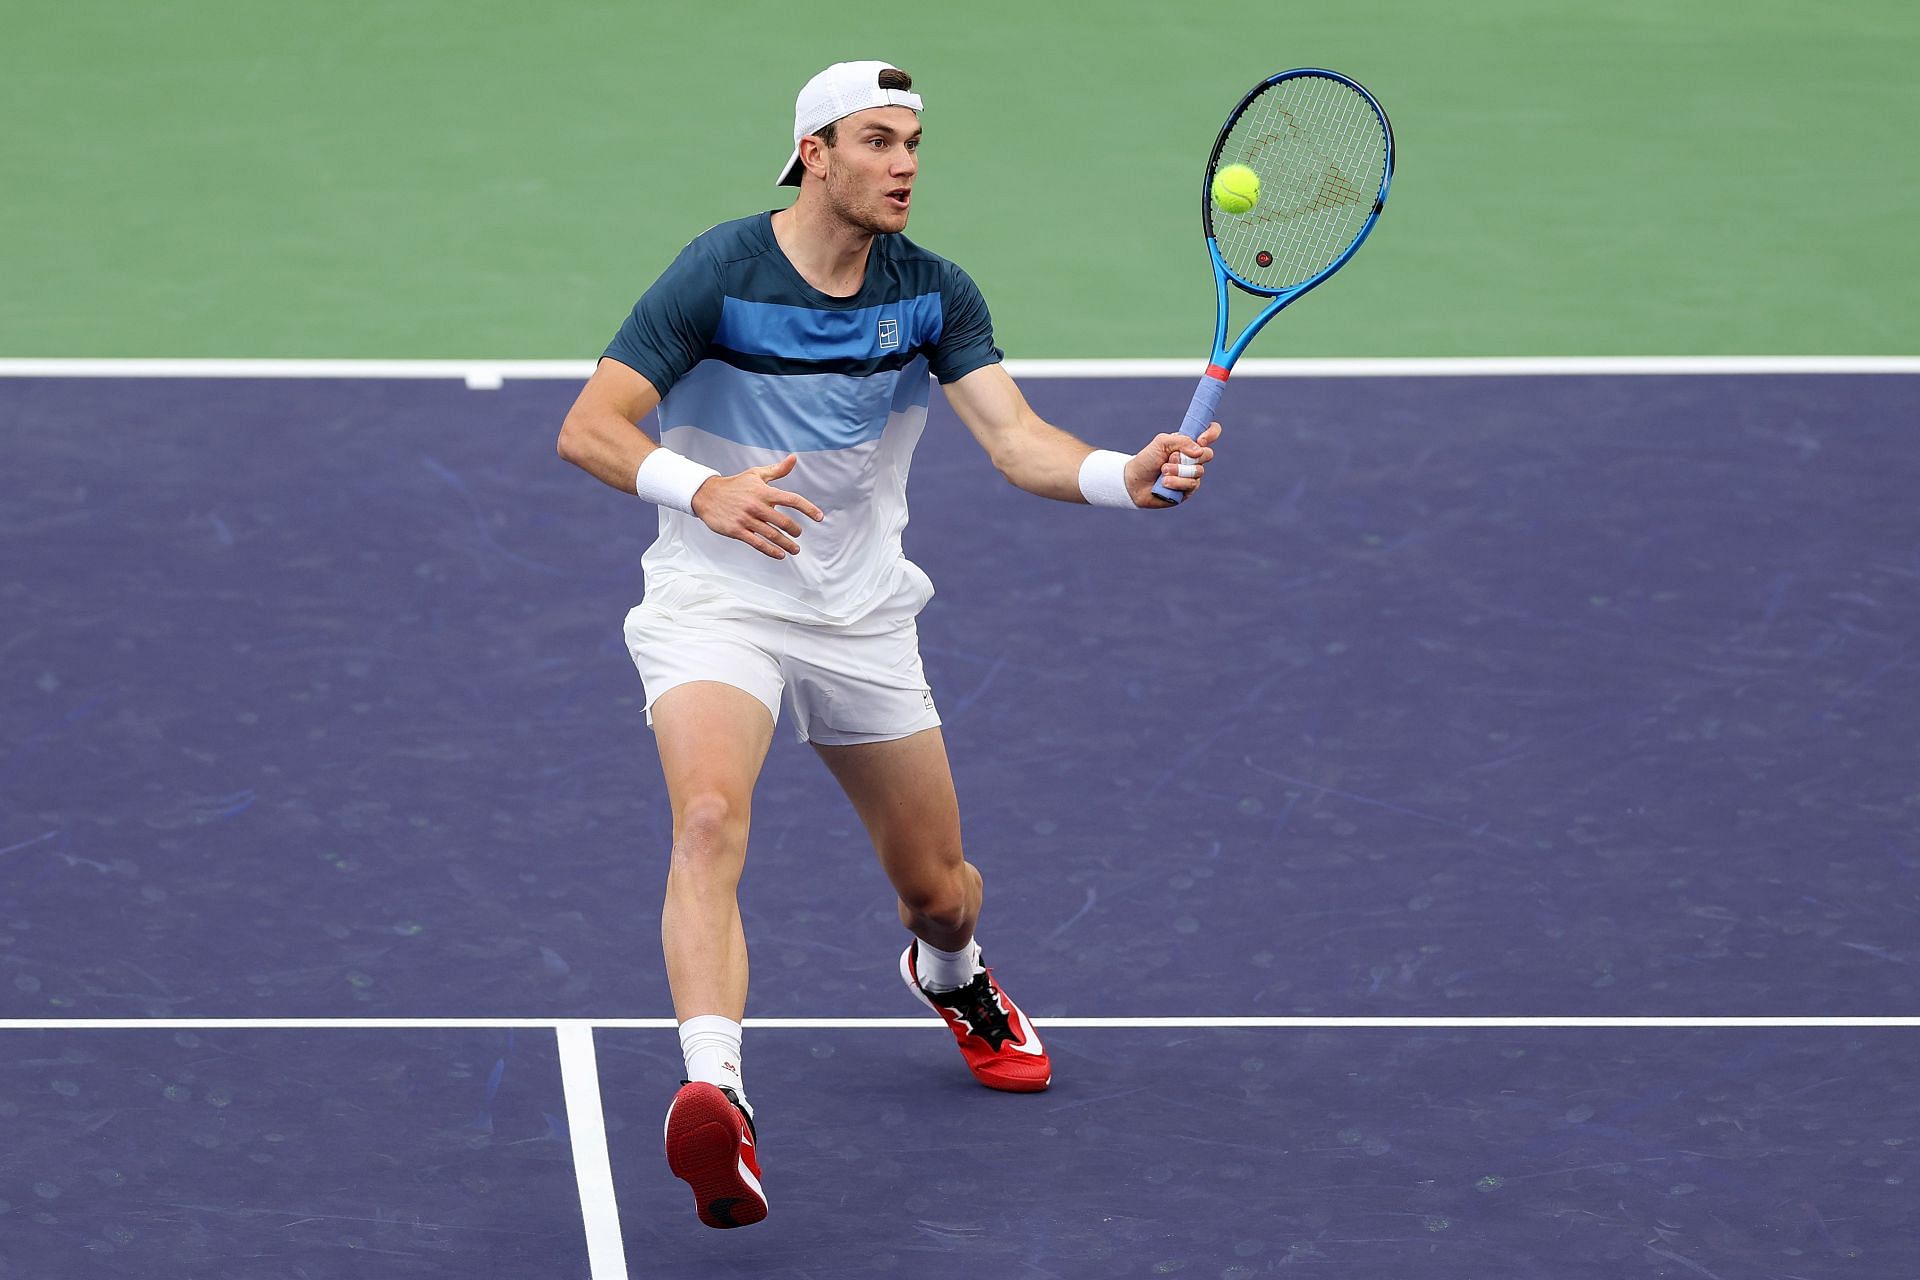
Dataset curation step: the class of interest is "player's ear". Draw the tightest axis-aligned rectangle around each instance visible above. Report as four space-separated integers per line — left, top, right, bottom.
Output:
799 133 831 180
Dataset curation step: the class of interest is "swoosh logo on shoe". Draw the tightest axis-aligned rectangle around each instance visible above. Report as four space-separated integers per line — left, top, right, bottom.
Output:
1005 1007 1046 1056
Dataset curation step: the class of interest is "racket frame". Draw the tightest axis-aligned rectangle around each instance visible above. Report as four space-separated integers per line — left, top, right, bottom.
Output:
1151 67 1395 504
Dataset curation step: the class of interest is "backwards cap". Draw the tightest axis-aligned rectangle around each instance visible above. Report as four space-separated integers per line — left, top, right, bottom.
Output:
776 60 923 187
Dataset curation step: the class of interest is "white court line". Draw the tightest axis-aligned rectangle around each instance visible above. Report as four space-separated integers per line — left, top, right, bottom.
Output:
1014 356 1920 379
0 356 1916 384
1 1016 1915 1030
554 1025 629 1280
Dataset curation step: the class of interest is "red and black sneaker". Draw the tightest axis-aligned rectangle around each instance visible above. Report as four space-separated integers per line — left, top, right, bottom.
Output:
900 945 1052 1092
664 1081 766 1229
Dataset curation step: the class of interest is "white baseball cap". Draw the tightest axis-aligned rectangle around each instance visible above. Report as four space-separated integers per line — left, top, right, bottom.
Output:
775 60 924 187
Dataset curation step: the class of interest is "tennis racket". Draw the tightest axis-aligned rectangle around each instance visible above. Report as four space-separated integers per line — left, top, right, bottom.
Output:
1152 68 1394 503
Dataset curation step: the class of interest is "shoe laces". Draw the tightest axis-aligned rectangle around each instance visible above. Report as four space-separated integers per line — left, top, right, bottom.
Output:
930 970 1017 1049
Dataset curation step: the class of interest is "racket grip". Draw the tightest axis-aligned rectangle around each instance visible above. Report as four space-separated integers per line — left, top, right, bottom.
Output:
1150 368 1229 504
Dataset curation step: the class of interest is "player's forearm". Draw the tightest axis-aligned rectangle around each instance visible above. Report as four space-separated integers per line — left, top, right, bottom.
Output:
555 406 659 493
987 417 1101 503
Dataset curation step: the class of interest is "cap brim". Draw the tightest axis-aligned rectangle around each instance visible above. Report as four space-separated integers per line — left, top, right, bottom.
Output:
775 147 803 187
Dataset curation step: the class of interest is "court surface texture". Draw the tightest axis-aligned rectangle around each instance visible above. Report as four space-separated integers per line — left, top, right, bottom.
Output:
3 367 1916 1278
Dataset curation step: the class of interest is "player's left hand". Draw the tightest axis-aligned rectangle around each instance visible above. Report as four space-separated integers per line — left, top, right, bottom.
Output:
1127 422 1221 507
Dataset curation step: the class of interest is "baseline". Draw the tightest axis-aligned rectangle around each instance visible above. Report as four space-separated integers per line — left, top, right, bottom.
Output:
2 1016 1916 1031
0 355 1916 386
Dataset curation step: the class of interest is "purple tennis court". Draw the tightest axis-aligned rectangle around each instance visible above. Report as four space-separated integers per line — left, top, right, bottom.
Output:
3 371 1916 1276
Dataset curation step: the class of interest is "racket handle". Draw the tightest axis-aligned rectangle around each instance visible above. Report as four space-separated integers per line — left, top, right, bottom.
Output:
1150 367 1229 504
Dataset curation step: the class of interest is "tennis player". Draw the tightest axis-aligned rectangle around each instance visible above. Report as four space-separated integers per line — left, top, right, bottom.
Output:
556 60 1221 1229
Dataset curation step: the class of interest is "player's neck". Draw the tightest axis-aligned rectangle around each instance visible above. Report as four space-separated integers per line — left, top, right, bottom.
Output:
770 201 875 299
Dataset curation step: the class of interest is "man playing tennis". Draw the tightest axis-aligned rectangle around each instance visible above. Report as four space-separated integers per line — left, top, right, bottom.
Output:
556 60 1221 1230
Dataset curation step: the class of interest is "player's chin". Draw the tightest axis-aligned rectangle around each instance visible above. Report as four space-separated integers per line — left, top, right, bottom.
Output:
853 206 909 236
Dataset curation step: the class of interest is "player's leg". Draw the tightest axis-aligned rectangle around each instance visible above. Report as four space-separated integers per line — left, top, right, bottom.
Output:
813 729 1051 1092
811 728 977 949
648 679 775 1230
651 679 776 1025
626 595 786 1230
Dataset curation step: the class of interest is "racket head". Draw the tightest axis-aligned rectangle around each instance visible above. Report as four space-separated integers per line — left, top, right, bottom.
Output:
1202 69 1394 297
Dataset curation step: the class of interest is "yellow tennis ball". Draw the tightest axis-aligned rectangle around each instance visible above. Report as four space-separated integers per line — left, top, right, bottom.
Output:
1212 163 1260 216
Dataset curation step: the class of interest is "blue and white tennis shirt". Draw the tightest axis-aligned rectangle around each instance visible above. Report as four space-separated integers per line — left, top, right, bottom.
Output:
605 211 1003 623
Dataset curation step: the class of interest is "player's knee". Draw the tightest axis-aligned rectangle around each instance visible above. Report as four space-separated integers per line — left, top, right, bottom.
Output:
898 865 970 930
672 791 746 866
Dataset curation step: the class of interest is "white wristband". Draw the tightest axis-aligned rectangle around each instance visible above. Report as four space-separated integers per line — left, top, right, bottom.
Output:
634 448 720 515
1077 449 1136 509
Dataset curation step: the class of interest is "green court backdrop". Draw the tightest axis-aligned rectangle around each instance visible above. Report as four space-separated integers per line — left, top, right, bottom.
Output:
2 0 1914 358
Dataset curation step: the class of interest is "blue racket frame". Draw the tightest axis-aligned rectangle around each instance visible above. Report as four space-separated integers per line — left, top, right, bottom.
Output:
1152 67 1395 504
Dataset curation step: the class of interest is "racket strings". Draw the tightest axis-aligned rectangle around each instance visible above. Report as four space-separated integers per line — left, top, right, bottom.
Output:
1211 75 1387 289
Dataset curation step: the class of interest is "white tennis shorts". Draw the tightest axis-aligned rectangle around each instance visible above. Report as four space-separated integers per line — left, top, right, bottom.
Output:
622 565 941 746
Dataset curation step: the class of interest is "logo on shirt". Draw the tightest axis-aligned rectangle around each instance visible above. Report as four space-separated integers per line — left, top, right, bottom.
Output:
877 316 900 350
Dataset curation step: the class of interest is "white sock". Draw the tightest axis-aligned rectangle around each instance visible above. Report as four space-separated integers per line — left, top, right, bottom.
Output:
915 937 983 992
679 1015 747 1113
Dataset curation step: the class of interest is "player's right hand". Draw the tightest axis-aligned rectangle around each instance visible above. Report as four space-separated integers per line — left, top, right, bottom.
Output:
690 453 825 560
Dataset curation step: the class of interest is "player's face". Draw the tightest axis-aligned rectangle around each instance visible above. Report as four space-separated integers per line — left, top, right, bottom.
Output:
819 107 920 235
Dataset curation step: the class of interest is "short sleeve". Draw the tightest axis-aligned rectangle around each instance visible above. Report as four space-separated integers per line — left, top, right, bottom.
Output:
926 261 1003 384
602 239 724 396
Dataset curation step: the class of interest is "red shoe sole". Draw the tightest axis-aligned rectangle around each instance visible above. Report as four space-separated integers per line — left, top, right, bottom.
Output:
973 1065 1053 1092
665 1085 766 1229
